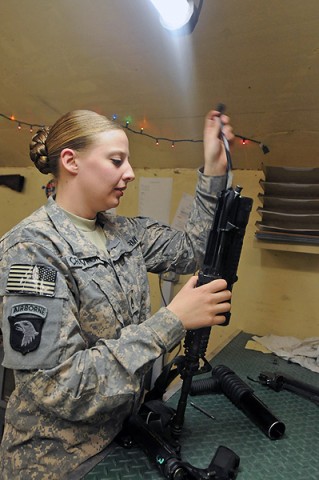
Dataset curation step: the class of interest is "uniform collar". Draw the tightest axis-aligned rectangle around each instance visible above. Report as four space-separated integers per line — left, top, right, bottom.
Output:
45 197 109 259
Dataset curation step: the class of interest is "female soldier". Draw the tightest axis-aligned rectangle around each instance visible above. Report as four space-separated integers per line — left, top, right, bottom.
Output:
0 108 233 479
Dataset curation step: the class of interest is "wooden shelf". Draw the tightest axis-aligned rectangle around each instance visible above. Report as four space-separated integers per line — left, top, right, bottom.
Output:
254 239 319 254
255 166 319 253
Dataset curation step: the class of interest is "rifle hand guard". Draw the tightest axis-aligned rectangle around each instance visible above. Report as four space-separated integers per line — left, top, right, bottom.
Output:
198 185 253 326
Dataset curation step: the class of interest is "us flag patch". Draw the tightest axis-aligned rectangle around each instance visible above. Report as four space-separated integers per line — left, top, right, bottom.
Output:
6 264 57 297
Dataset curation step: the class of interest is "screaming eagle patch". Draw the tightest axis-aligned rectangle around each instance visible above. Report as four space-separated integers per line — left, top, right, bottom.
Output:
8 303 47 355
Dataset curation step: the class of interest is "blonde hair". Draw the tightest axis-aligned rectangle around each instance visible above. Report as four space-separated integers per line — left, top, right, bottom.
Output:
29 110 122 176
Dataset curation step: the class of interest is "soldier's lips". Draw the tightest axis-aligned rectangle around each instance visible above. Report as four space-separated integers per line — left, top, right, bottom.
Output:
114 187 126 197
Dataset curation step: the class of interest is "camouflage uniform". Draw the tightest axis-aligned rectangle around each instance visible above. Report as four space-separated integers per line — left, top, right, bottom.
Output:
0 172 226 479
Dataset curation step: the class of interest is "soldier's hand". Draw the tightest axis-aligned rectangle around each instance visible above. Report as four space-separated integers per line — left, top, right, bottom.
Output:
167 276 231 330
203 109 234 176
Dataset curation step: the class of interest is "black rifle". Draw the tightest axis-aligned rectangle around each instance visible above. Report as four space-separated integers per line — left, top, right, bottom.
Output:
121 106 251 479
121 185 252 479
170 185 253 439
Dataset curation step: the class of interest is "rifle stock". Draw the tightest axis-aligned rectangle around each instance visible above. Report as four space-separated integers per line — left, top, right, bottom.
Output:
0 175 25 192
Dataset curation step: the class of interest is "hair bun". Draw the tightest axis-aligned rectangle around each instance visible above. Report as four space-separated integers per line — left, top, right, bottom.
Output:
29 127 51 174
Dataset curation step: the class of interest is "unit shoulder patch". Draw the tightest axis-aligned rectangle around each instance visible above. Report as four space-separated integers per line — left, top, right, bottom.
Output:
8 302 48 355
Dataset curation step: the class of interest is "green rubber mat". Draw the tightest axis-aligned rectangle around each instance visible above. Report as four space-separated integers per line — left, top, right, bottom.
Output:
83 332 319 480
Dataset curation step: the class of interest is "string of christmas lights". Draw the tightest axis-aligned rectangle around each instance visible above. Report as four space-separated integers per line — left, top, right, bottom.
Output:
0 112 270 154
0 113 44 132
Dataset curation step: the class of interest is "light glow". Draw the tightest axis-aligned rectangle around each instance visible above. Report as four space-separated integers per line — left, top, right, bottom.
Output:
150 0 194 31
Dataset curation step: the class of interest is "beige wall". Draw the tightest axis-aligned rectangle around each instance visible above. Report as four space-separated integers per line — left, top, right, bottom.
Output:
1 166 318 357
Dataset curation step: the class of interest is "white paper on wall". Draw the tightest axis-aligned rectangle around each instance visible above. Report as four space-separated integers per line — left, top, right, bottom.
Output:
171 193 194 231
139 177 173 224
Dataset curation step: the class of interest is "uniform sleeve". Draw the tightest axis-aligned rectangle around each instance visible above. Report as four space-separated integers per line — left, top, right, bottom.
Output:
0 241 185 422
135 171 227 273
18 307 184 421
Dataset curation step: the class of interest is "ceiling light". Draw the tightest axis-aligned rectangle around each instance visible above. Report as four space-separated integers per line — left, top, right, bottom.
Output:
150 0 195 32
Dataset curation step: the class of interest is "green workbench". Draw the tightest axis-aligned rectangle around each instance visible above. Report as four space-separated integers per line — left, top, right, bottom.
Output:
83 331 319 480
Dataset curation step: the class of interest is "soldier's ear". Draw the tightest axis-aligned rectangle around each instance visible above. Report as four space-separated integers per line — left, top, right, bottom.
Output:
60 149 79 175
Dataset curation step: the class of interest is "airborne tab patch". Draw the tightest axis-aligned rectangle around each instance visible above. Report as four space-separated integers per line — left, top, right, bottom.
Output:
6 264 57 297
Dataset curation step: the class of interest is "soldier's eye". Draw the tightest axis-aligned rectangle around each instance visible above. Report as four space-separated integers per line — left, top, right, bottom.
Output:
111 159 122 167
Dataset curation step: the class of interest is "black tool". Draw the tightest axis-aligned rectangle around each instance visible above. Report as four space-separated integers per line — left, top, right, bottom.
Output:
258 371 319 405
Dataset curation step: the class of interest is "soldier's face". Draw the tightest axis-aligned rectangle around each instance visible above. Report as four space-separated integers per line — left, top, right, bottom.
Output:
75 129 135 214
